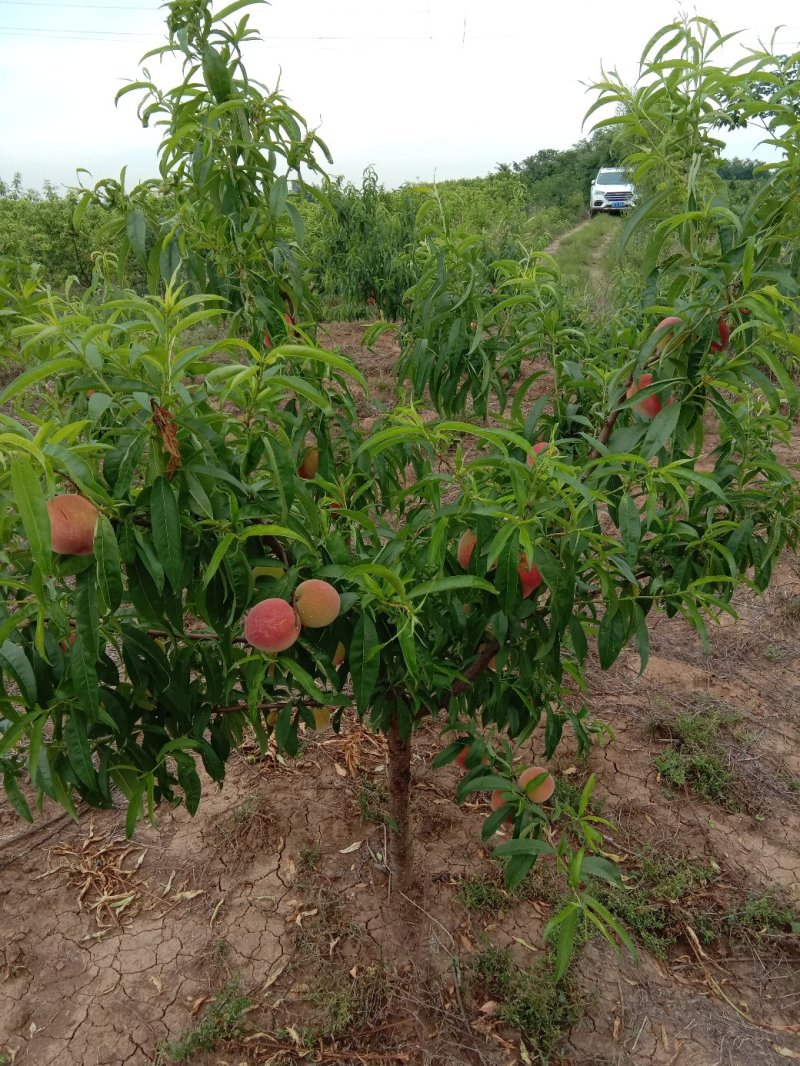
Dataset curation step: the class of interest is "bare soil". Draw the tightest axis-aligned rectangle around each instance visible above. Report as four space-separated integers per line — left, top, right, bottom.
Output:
1 327 798 1066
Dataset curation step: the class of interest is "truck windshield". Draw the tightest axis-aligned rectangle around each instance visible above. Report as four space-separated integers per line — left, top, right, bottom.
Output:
596 170 627 185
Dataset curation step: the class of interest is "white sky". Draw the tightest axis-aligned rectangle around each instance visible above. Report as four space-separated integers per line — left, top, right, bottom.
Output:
1 0 798 193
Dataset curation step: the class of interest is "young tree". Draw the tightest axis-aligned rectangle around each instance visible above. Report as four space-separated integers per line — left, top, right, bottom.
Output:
1 8 798 973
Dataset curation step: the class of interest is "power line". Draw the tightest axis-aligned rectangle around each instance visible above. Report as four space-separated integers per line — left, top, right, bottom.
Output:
0 25 522 42
0 1 158 8
0 22 150 34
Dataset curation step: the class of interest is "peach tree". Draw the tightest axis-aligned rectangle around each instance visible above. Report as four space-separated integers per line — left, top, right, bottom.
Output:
1 8 799 974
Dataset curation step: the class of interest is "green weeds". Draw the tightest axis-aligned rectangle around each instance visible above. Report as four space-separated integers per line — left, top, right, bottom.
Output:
155 981 250 1063
472 944 581 1060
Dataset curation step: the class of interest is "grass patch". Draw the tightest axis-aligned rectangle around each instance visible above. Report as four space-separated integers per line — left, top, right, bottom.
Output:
456 875 507 912
651 701 743 810
311 965 390 1036
357 778 391 826
471 943 581 1060
591 847 717 959
587 847 799 957
155 980 250 1063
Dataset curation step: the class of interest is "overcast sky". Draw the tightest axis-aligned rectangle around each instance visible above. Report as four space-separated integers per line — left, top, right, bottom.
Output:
1 0 798 193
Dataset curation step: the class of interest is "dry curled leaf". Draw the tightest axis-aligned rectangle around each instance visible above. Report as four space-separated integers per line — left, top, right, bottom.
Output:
339 840 362 854
479 1000 499 1015
151 399 181 478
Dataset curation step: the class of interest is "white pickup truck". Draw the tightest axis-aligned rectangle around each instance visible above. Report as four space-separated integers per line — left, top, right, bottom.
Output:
589 167 636 216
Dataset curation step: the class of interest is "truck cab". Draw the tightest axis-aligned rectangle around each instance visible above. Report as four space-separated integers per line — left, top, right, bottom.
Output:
590 167 635 216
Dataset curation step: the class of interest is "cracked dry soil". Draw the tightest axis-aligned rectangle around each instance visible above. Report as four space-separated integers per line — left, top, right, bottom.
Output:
1 328 799 1065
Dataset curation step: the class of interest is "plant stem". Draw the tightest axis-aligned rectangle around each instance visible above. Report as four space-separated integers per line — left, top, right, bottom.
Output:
386 713 413 895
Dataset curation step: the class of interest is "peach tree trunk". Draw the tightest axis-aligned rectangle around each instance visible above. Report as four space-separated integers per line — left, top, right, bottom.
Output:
387 714 413 895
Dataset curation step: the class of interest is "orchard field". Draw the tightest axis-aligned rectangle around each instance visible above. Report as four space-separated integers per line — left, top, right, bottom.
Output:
1 3 800 1064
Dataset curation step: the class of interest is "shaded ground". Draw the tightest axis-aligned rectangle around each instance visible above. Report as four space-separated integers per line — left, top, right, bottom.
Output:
1 321 799 1066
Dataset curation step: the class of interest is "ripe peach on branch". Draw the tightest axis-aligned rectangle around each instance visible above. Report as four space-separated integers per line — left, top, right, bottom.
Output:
244 598 301 653
47 494 99 556
626 373 662 419
293 579 340 628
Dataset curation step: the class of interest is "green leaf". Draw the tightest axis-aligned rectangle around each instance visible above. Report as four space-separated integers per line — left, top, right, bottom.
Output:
580 855 623 887
125 784 144 838
70 633 100 721
407 575 497 599
3 771 33 822
554 904 580 980
459 773 516 795
493 837 555 859
350 614 380 714
203 533 235 589
597 605 630 670
11 459 51 573
75 566 100 660
95 516 123 613
641 401 681 459
126 208 147 261
64 712 96 789
150 476 182 593
202 44 233 102
617 493 641 562
175 753 202 815
0 640 38 708
0 358 83 407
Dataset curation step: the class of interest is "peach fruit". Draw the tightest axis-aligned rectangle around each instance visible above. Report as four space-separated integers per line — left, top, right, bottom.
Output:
627 373 662 419
654 315 682 352
518 766 555 803
293 579 340 628
244 598 301 653
298 447 319 479
518 557 543 598
457 530 477 569
47 494 99 556
526 441 549 466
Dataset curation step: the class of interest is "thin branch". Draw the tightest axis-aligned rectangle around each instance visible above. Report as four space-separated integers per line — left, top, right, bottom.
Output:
264 534 291 567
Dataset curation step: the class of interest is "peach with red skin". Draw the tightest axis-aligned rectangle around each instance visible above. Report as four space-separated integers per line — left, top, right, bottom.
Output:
47 494 99 556
457 530 477 570
654 315 683 352
518 766 555 803
518 557 543 598
710 316 731 353
526 441 549 467
627 373 662 419
294 579 340 628
298 447 319 479
244 598 301 653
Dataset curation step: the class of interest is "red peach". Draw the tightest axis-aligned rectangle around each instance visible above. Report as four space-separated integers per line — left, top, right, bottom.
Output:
518 766 555 803
47 495 99 556
244 598 301 653
457 530 477 569
653 315 683 352
627 373 662 419
294 579 341 628
526 442 549 467
298 447 319 479
518 557 543 599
